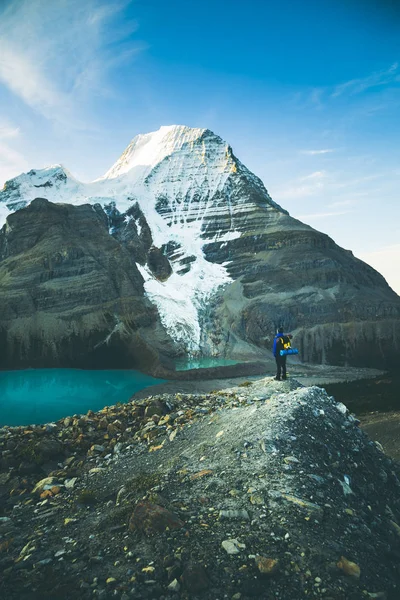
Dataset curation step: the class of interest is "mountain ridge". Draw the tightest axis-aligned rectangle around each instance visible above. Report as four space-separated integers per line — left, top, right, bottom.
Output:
0 124 399 369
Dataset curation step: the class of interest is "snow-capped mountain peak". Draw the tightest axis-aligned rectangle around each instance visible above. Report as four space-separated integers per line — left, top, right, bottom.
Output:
101 125 208 181
0 124 288 353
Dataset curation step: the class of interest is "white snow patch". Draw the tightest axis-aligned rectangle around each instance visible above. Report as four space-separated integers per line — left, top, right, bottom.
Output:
0 203 10 229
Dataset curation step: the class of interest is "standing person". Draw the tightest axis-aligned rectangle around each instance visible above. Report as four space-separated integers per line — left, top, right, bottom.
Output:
273 327 293 381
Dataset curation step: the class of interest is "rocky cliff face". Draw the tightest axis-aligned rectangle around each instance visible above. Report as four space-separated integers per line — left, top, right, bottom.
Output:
0 198 175 369
0 125 399 369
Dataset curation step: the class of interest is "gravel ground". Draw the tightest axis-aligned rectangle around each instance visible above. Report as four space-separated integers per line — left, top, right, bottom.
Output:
1 377 400 600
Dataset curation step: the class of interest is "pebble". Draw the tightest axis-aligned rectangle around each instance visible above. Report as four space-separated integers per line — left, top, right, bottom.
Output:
255 556 279 575
337 556 361 578
222 539 246 554
167 578 180 592
219 509 250 521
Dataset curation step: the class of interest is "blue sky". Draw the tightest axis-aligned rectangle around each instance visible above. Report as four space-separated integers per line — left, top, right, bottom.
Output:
0 0 399 292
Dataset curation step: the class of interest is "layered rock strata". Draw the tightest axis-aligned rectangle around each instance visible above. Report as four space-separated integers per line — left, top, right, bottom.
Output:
0 199 174 369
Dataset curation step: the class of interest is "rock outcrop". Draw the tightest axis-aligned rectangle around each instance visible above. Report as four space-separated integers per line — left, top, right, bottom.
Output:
1 379 400 599
0 198 174 369
0 125 399 368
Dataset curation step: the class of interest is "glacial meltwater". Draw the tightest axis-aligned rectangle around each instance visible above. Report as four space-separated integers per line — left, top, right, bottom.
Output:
0 369 165 427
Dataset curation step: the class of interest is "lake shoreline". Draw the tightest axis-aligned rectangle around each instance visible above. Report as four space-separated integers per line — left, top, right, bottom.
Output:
131 362 384 400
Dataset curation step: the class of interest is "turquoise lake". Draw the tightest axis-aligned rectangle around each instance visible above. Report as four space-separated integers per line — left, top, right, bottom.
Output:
175 357 239 371
0 369 165 427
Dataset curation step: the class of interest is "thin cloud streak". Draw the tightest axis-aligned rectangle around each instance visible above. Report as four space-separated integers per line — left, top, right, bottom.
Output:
0 0 141 129
301 149 335 155
0 121 27 179
0 125 21 139
332 62 400 98
300 170 327 181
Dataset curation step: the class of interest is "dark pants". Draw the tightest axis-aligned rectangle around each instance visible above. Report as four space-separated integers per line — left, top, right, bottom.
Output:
275 355 287 380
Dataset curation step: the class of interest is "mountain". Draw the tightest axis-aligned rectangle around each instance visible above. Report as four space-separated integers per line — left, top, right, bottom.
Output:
0 125 399 370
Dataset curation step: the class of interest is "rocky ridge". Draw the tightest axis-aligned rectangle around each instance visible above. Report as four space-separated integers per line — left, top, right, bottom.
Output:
1 379 400 599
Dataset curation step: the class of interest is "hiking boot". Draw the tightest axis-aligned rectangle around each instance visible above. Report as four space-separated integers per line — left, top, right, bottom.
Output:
274 377 281 381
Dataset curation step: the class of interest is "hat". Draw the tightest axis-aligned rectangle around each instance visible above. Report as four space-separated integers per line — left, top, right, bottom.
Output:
277 326 284 333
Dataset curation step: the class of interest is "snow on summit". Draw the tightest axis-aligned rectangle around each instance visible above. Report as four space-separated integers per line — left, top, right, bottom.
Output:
0 125 284 353
101 125 207 181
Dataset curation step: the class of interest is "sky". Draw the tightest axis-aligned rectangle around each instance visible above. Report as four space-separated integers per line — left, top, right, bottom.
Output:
0 0 399 293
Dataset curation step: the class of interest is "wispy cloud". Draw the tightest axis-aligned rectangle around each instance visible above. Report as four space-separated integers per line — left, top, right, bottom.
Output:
291 62 400 113
275 170 329 199
332 62 400 98
301 149 335 155
328 199 356 208
0 121 28 184
300 171 327 181
0 0 142 129
0 125 20 139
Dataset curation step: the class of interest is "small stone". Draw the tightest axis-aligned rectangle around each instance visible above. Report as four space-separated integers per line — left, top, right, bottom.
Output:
64 478 78 490
389 520 400 537
129 501 184 535
232 594 242 600
106 577 117 585
40 490 53 499
249 494 264 505
190 469 213 480
337 556 361 578
169 429 178 442
116 486 126 506
167 578 180 592
255 556 279 576
284 456 299 464
142 566 155 573
89 445 105 454
32 477 57 494
222 539 246 555
37 558 52 566
219 510 250 521
282 494 323 518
